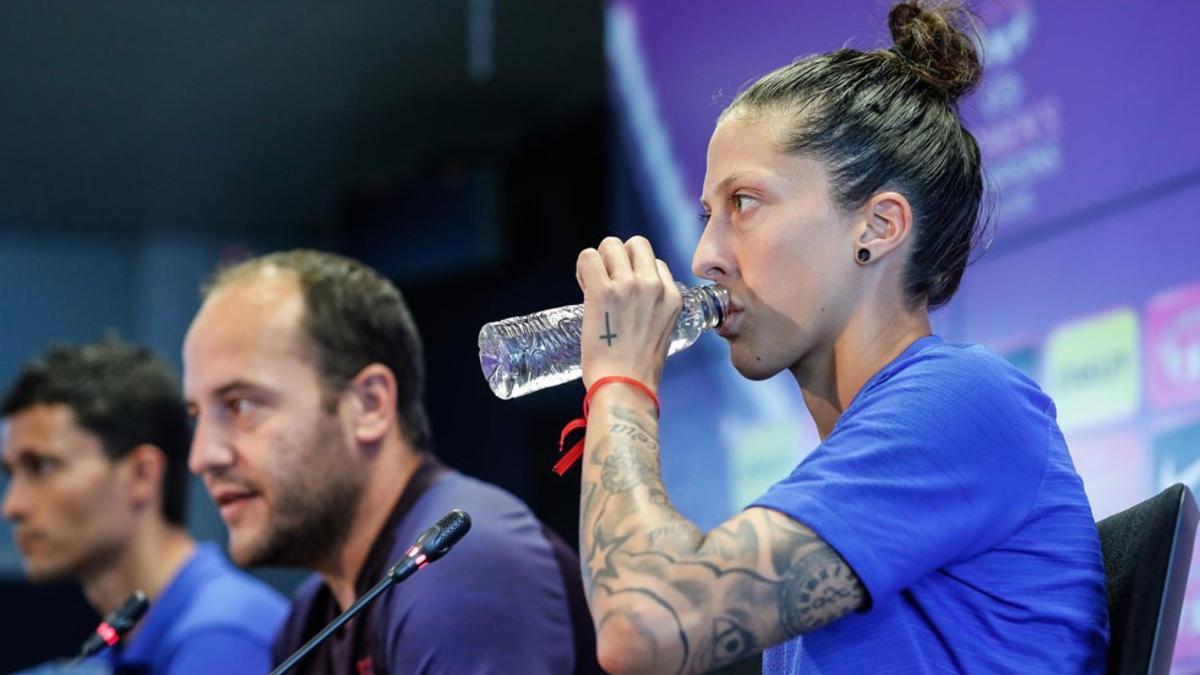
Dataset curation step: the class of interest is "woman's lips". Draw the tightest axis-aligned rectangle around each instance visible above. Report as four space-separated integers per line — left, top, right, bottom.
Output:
717 308 743 338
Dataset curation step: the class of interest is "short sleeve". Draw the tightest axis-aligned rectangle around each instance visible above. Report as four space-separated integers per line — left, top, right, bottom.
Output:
750 348 1050 605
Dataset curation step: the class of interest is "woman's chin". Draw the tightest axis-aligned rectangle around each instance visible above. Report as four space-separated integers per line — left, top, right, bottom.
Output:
729 345 783 381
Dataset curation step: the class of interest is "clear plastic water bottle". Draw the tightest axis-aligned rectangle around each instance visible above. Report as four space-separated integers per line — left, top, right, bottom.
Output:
478 283 728 399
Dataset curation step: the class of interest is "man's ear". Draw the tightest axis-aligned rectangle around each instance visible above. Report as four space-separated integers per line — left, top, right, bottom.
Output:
853 190 914 264
121 444 167 513
346 364 397 445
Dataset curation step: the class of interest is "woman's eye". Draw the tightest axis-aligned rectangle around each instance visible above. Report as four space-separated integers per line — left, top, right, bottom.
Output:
732 194 758 212
698 211 711 227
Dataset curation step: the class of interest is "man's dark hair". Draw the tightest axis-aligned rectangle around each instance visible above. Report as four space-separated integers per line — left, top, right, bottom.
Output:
1 339 191 526
205 249 434 452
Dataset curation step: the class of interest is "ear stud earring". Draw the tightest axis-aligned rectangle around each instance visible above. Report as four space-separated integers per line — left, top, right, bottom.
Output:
857 248 871 263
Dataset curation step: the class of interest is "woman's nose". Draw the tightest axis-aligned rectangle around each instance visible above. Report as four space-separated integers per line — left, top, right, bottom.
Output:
692 224 732 281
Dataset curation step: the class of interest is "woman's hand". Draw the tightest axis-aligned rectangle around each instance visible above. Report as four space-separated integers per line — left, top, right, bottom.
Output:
576 236 683 391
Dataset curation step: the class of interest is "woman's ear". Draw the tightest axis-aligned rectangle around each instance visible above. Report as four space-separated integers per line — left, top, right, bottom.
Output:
854 191 914 264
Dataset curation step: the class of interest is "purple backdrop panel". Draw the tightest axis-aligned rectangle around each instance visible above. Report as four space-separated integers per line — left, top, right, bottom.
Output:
622 0 1200 241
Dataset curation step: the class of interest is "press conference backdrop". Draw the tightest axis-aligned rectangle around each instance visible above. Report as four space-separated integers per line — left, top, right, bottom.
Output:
608 0 1200 670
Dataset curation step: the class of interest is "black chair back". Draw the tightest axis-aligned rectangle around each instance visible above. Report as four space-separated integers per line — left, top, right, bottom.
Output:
1098 483 1199 674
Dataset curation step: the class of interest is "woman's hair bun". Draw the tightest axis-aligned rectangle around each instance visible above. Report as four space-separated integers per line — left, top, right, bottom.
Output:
888 1 983 102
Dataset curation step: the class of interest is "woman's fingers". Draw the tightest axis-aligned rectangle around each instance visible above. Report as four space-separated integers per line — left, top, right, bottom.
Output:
577 247 608 294
655 257 675 288
626 236 659 281
580 235 672 298
575 236 679 389
657 258 683 342
598 236 633 283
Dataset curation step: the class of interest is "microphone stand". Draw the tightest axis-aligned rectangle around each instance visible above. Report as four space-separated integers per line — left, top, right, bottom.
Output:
269 509 471 675
269 562 409 675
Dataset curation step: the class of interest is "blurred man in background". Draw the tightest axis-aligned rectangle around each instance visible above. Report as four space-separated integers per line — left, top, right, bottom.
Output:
1 340 287 673
185 250 597 674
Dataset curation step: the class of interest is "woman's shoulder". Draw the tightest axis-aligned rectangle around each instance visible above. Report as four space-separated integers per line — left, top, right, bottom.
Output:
884 337 1038 392
857 336 1053 426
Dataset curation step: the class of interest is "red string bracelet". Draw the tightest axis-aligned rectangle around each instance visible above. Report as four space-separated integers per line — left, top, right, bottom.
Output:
553 375 661 476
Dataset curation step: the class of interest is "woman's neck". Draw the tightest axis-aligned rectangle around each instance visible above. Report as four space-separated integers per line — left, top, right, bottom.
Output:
793 302 932 439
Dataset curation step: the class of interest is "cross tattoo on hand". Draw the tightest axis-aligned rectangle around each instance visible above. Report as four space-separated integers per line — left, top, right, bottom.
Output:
600 311 618 346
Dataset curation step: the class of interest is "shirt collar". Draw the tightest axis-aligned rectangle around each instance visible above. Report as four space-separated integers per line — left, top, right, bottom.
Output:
105 542 226 669
353 454 447 596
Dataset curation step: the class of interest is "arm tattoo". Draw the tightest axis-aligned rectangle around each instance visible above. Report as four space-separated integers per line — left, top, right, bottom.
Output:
646 523 697 548
581 404 865 674
778 547 862 635
601 448 657 492
712 617 759 665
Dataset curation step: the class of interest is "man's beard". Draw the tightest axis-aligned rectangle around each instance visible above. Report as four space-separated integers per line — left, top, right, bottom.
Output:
241 415 365 569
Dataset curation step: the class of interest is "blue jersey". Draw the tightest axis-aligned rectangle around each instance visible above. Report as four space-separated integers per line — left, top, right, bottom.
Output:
752 336 1109 674
99 542 288 674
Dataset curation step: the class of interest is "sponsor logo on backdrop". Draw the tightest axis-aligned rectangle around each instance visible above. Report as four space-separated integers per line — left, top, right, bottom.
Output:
1153 417 1200 495
969 1 1062 224
1146 280 1200 410
1043 308 1140 431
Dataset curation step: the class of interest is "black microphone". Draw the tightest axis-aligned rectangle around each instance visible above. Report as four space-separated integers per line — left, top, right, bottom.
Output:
269 509 472 675
386 507 472 583
71 591 150 663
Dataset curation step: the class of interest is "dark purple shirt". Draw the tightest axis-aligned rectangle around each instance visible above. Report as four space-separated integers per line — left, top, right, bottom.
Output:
272 458 597 674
